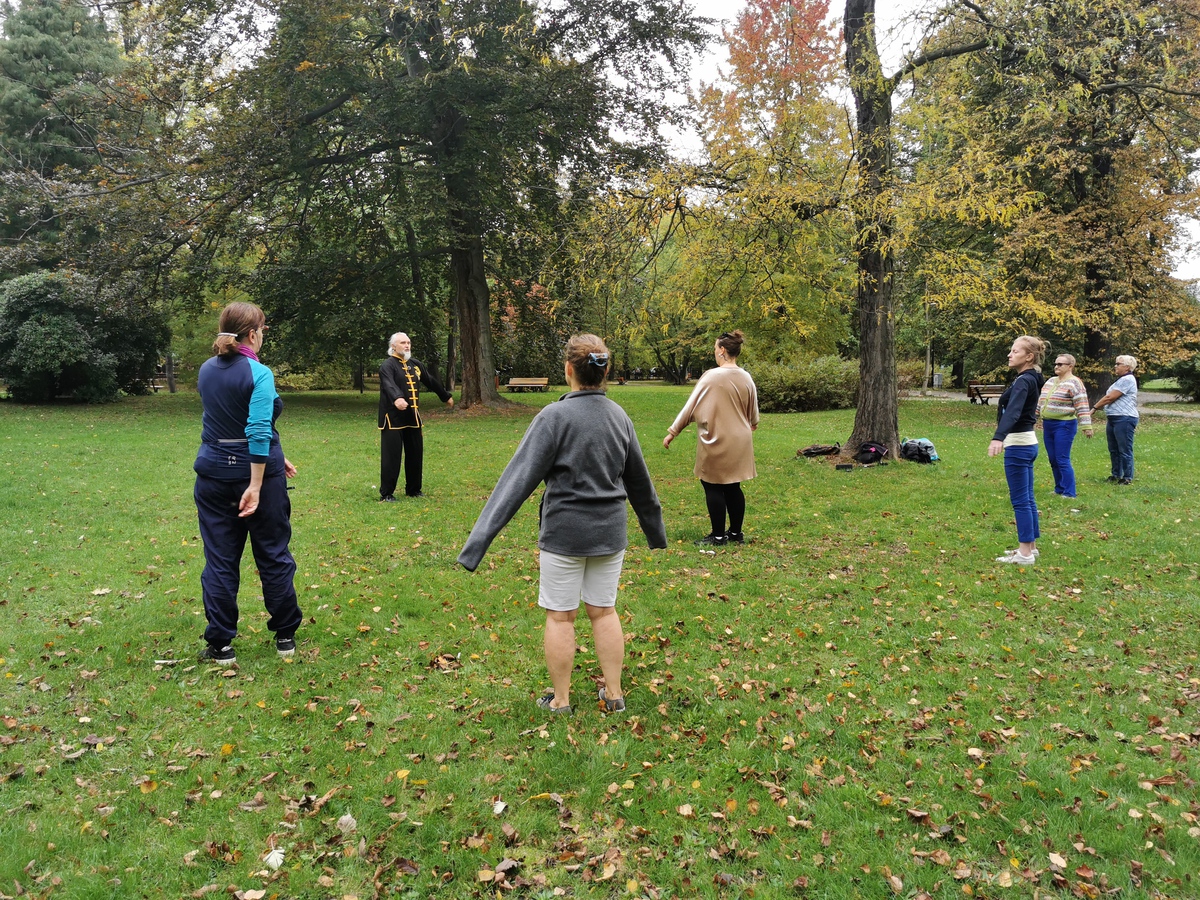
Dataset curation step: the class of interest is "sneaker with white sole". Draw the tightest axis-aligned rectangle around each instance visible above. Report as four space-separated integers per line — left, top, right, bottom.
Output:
276 635 296 658
996 552 1036 565
1001 548 1039 558
199 643 236 666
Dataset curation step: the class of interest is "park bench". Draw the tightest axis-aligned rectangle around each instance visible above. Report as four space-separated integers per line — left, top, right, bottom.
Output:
506 377 549 393
967 380 1005 405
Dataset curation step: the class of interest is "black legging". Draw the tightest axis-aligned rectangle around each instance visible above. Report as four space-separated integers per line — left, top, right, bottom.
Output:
701 480 745 536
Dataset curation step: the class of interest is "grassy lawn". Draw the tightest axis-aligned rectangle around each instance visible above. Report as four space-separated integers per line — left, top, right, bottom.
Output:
1 387 1198 900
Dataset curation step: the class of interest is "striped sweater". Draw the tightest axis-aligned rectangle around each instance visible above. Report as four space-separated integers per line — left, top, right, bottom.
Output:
1037 375 1093 429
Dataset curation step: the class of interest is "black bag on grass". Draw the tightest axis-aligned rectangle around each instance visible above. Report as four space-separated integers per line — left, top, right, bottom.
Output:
798 442 841 457
853 441 889 464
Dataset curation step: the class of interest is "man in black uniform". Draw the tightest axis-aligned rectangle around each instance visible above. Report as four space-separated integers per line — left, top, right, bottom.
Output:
378 332 454 500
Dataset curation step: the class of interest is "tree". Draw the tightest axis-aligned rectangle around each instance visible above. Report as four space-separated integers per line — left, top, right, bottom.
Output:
83 0 709 407
0 0 127 270
898 0 1200 395
0 271 168 402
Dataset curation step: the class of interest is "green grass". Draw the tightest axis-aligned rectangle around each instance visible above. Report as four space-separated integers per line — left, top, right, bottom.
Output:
2 388 1198 899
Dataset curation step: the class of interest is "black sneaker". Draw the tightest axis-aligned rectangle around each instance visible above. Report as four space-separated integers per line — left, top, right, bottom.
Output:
1118 477 1132 485
380 495 398 502
1105 476 1119 483
406 491 426 498
724 531 745 544
276 635 296 658
199 643 236 666
695 533 728 546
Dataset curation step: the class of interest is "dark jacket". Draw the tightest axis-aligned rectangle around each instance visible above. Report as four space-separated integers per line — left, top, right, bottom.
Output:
458 391 667 571
378 355 451 429
194 353 286 480
993 369 1045 441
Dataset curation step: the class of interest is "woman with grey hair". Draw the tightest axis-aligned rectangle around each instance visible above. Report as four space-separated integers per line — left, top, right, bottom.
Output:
1091 355 1139 484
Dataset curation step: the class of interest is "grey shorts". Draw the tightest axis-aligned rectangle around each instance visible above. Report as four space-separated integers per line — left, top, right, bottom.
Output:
538 549 626 611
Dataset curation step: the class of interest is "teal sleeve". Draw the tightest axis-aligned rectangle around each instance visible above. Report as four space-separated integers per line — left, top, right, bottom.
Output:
246 360 276 461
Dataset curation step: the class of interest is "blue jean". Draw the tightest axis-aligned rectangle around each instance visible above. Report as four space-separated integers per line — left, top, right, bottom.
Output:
1106 415 1137 480
1042 418 1078 497
1003 444 1040 543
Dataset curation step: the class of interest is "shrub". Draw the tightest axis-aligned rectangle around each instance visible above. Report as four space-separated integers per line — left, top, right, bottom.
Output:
1170 354 1200 401
754 356 859 413
272 362 354 392
896 358 928 391
0 272 168 402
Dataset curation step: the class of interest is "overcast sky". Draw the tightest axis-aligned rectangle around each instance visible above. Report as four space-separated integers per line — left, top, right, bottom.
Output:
670 0 1198 281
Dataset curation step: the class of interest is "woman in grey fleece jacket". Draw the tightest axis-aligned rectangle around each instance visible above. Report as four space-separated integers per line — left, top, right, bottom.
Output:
459 335 667 715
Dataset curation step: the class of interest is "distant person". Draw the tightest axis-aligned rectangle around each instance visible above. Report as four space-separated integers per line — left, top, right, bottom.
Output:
989 335 1047 565
663 330 759 546
193 302 301 664
1092 355 1139 485
458 334 666 715
378 332 453 500
1036 353 1093 498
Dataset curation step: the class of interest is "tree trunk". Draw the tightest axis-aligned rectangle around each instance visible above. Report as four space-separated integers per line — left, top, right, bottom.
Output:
446 301 457 392
405 222 443 384
165 351 176 393
844 0 900 455
451 237 502 407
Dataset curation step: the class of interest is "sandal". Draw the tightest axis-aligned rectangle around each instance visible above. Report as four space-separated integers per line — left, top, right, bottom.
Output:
598 687 626 713
536 692 572 715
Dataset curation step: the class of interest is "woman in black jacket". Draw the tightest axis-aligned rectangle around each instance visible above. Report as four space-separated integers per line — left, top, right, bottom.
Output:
987 336 1047 566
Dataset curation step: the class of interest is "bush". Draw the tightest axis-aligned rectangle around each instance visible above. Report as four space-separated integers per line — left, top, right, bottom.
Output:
272 362 354 392
755 356 859 413
896 358 927 391
1170 354 1200 401
0 272 168 402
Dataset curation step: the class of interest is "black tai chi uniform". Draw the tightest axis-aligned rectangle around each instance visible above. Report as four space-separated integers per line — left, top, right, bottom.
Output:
378 355 452 498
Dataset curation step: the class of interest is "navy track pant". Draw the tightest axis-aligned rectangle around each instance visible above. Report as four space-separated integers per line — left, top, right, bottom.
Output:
194 473 302 646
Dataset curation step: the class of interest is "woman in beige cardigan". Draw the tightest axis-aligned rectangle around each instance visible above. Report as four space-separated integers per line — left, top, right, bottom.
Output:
663 330 760 545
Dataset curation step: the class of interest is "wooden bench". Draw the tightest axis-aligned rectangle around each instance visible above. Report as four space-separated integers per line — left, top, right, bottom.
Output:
967 380 1005 405
506 377 549 393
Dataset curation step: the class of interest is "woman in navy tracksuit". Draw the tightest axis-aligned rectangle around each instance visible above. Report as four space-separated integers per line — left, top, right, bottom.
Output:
194 302 302 664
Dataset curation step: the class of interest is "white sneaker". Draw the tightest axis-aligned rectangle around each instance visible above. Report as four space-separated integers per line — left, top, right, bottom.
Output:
1001 548 1039 558
996 552 1036 565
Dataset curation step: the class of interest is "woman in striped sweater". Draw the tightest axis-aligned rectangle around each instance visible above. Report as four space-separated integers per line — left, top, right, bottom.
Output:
1036 353 1093 499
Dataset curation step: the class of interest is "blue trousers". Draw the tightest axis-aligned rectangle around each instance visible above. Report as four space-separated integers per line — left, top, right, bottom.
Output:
1003 444 1040 544
1042 418 1078 497
195 473 302 646
1106 415 1137 480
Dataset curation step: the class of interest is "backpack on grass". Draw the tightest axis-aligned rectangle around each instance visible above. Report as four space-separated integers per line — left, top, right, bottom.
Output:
900 438 938 464
853 441 889 465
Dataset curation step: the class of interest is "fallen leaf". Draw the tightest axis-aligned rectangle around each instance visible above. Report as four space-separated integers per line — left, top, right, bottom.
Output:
677 804 696 819
337 813 357 834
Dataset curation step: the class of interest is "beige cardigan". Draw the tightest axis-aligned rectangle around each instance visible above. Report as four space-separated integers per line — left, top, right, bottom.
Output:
668 366 759 483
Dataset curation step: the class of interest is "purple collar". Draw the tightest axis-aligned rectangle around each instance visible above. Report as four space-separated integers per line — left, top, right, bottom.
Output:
236 344 260 362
